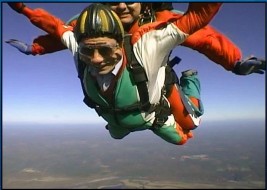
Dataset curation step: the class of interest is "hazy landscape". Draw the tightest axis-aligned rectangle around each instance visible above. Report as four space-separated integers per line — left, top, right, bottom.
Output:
2 120 265 189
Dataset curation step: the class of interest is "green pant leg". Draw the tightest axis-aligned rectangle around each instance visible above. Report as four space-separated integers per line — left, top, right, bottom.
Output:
107 125 131 139
151 124 184 145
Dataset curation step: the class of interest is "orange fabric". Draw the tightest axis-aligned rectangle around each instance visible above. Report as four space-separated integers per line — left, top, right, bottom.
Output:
131 21 168 44
156 9 241 70
7 3 26 13
182 25 242 70
155 10 182 22
175 3 222 35
32 34 67 55
21 3 239 71
68 19 77 28
130 7 240 71
189 97 199 109
131 3 222 48
175 122 194 145
167 85 199 130
31 43 44 55
128 20 140 34
22 7 72 38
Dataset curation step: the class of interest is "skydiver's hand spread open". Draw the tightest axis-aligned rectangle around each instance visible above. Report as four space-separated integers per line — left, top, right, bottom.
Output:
5 39 32 55
233 56 266 75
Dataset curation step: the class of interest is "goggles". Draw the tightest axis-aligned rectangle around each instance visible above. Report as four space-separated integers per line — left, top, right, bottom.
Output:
78 43 119 59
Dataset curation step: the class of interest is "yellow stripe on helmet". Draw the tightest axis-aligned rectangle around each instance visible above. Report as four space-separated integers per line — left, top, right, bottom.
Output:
99 9 109 32
80 10 88 34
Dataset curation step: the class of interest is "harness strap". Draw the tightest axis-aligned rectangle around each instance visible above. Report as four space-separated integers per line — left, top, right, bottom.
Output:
168 56 181 68
94 103 157 117
77 57 98 109
77 35 182 122
152 65 179 129
124 34 151 112
151 87 172 129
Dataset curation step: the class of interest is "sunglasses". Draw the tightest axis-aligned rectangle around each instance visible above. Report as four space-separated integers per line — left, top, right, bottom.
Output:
78 43 119 60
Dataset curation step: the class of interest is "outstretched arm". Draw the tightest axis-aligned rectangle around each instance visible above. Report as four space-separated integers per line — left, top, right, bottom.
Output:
6 3 76 55
182 25 242 71
6 35 67 56
172 4 265 75
7 2 71 38
176 3 222 35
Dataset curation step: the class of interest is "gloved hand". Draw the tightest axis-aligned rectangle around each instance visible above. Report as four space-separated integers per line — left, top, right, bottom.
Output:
6 39 32 55
233 56 266 75
7 3 26 13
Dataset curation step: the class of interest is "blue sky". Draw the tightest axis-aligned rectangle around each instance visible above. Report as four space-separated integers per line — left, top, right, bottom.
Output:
2 3 266 125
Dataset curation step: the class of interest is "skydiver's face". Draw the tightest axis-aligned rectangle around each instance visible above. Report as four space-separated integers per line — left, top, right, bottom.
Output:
106 3 141 29
78 37 123 75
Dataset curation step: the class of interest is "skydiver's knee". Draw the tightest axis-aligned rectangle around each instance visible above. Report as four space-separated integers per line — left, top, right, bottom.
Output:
152 122 195 145
107 126 130 140
110 135 126 140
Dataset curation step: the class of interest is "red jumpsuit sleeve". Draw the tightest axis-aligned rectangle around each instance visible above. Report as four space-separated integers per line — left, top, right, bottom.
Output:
32 34 67 55
18 6 76 55
182 25 242 71
31 20 77 55
155 4 239 71
22 6 72 38
176 3 222 35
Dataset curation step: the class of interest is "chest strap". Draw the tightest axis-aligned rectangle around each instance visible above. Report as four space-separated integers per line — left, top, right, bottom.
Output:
124 34 151 112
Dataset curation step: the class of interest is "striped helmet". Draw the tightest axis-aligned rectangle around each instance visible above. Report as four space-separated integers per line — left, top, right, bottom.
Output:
74 3 124 44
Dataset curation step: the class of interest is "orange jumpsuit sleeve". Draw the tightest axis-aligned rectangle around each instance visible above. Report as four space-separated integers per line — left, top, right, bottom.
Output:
19 6 76 55
182 25 242 71
32 34 67 55
31 16 78 55
176 3 222 35
156 4 240 71
22 6 72 38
